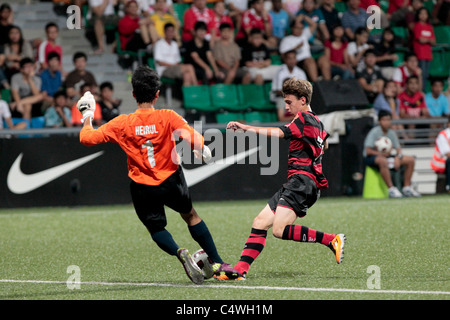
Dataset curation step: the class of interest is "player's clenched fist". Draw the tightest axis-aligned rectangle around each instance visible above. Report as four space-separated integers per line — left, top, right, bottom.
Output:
76 91 96 123
226 121 248 132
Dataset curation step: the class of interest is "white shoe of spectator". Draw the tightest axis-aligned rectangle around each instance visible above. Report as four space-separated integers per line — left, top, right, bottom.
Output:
388 186 403 198
402 186 421 198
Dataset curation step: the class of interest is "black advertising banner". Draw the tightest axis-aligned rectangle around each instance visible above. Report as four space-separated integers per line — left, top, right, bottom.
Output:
0 130 345 208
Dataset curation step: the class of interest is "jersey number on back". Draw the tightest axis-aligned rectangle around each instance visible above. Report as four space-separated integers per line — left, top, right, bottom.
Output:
143 140 156 167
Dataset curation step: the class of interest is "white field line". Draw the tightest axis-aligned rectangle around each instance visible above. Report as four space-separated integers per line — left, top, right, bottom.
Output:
0 279 449 296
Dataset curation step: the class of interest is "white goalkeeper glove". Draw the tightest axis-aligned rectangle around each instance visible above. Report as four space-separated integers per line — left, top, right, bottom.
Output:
194 145 212 163
76 91 96 123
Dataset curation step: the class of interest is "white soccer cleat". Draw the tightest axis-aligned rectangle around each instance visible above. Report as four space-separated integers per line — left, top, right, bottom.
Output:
177 248 204 285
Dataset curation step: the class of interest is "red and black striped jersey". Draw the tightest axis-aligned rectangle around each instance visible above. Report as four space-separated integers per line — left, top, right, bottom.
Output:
279 111 329 189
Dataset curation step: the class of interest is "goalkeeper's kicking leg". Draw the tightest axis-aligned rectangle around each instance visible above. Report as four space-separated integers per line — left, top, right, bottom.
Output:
181 208 243 279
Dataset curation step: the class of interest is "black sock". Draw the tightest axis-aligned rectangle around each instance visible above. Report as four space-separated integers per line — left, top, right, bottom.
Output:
189 220 223 264
151 229 179 256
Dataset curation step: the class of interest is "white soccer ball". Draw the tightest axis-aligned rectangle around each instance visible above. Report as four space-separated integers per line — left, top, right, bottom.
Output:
375 136 393 154
192 249 215 279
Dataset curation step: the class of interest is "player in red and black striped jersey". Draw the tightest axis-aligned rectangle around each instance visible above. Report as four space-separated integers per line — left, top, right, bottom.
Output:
218 78 346 280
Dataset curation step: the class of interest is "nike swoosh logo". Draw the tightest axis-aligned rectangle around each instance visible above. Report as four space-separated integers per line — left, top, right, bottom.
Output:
7 151 104 194
183 147 260 187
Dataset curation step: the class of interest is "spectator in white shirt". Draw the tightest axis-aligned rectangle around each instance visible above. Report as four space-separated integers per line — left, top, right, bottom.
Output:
271 50 307 121
0 99 27 130
153 23 197 86
279 16 330 81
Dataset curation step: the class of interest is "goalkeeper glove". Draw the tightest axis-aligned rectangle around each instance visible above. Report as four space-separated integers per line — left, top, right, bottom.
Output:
76 91 96 123
194 145 212 163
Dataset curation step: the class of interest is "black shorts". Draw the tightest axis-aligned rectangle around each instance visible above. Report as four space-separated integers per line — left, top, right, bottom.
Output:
130 167 192 234
268 174 320 218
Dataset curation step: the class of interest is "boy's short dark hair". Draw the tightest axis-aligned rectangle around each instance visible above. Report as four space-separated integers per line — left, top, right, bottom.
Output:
219 22 232 31
164 22 175 32
249 28 263 37
378 110 392 121
364 49 376 57
45 22 59 32
53 90 67 100
47 51 61 62
406 75 419 84
100 81 114 91
430 78 444 86
20 57 34 68
73 51 87 63
405 51 418 62
355 27 368 36
194 21 207 31
132 66 161 104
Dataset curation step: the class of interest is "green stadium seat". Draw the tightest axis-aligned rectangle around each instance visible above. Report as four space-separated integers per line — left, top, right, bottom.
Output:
334 2 347 13
429 50 450 78
393 51 404 67
182 85 216 112
173 3 190 27
244 111 277 123
216 111 244 123
423 0 435 15
434 26 450 48
270 54 283 65
237 84 270 110
379 0 389 13
362 166 388 199
1 88 11 103
210 84 240 111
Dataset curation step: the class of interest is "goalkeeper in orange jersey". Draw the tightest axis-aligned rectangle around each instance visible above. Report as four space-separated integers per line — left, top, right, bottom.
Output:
77 66 241 284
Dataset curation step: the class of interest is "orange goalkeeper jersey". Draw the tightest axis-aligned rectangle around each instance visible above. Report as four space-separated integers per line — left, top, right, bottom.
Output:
80 108 204 186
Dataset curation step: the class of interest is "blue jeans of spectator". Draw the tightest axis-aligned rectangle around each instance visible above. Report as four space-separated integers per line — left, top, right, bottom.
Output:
331 66 354 80
419 60 430 88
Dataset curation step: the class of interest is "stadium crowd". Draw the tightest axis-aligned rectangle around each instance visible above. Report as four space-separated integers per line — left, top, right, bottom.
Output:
0 0 449 130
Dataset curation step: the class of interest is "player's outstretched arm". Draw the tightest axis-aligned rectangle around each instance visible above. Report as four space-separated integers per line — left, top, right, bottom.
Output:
77 91 109 146
226 121 285 139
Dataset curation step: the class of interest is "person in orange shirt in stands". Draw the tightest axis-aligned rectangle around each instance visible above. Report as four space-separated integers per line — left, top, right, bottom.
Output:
77 66 242 284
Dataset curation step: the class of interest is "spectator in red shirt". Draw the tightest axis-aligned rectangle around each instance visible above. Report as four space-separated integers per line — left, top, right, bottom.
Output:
210 1 234 44
182 0 216 43
37 22 63 72
392 52 423 94
399 75 429 122
236 0 277 49
412 7 435 87
324 24 354 80
118 0 157 52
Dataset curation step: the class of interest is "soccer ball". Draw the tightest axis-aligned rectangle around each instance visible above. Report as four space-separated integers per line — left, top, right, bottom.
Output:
192 249 215 279
375 136 393 154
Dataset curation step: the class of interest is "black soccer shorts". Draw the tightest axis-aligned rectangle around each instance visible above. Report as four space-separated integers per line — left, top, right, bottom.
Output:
268 174 320 217
130 167 193 234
